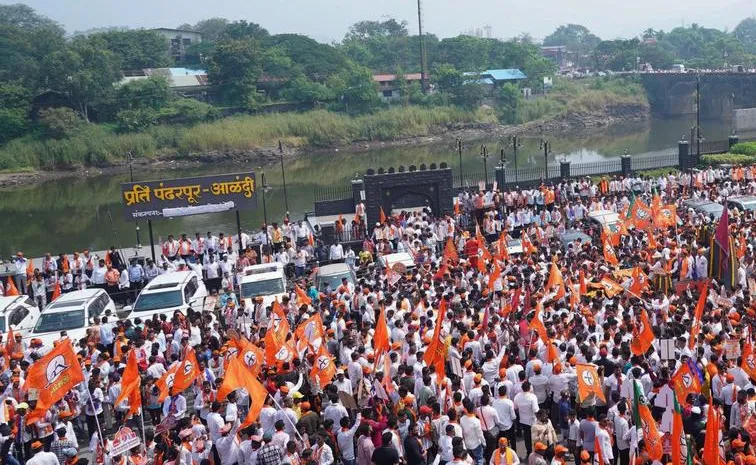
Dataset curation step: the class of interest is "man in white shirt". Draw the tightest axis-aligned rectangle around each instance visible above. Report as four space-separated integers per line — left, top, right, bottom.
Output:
460 400 486 465
513 381 539 457
329 243 344 262
493 385 517 449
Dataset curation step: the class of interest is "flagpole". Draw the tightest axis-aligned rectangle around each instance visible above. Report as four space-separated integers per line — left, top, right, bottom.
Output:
87 384 106 448
269 395 305 442
139 409 147 449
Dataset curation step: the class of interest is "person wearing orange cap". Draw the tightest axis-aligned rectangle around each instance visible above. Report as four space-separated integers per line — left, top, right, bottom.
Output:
489 437 519 465
529 442 548 465
550 445 569 465
722 374 739 423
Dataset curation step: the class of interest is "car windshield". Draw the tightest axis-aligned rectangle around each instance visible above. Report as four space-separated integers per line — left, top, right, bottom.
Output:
133 290 183 311
317 273 352 291
34 310 85 333
241 279 285 299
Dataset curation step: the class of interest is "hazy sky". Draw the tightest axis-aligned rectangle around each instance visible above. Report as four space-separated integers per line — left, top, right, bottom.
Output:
7 0 756 42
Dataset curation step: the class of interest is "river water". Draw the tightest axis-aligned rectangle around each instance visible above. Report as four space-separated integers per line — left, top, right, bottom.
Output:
0 116 747 257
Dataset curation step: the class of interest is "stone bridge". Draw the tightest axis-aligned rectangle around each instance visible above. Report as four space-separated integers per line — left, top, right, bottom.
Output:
640 73 756 117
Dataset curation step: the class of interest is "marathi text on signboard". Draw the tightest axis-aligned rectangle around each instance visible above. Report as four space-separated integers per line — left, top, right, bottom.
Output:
121 172 257 221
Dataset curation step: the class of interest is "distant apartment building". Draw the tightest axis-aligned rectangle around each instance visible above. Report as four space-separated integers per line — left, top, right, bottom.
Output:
373 73 427 101
152 28 203 62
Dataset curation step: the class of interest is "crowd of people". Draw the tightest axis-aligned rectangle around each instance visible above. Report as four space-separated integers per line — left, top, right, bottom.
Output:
1 164 756 465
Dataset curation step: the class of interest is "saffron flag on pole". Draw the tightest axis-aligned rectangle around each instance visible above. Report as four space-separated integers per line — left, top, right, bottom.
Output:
702 399 725 465
602 231 619 266
379 207 387 224
217 357 269 427
545 262 566 301
25 339 84 423
529 302 548 343
264 328 296 366
633 381 663 461
238 338 265 377
629 195 653 230
155 362 180 403
591 277 624 298
741 342 756 382
630 309 655 356
671 360 702 406
628 266 650 297
294 313 325 356
422 299 447 380
310 344 337 389
671 394 689 465
51 280 61 301
114 350 142 416
688 285 708 350
170 348 201 395
654 204 677 228
269 301 291 343
487 261 501 293
373 305 390 360
576 363 605 403
443 238 458 264
295 284 312 307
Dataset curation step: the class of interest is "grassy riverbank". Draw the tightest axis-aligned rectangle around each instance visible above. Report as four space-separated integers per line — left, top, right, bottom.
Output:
0 77 649 172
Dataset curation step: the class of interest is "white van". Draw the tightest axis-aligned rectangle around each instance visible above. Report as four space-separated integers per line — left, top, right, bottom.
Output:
379 252 416 271
239 263 287 310
0 296 40 337
27 289 115 346
587 210 622 233
124 271 208 320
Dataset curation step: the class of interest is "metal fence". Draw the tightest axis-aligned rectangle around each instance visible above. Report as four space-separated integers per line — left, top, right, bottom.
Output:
694 139 731 155
630 150 679 171
570 159 623 177
454 171 494 190
313 184 353 202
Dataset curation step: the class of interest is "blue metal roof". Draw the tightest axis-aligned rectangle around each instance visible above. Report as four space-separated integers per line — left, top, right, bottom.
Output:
168 68 206 76
483 69 527 81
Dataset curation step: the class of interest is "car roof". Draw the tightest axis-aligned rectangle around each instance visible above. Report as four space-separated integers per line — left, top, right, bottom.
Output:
0 296 25 313
53 289 103 303
318 263 352 276
144 271 194 290
729 196 756 203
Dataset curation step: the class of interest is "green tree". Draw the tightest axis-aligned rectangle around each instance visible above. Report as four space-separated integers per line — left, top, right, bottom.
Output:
543 24 601 67
91 29 172 69
0 108 26 142
116 108 157 132
327 63 379 113
265 34 349 80
220 21 269 41
282 76 334 105
436 36 493 71
42 36 122 121
734 18 756 53
38 107 84 139
496 83 520 124
158 98 217 124
453 83 485 109
206 37 263 108
116 76 172 111
344 18 409 41
0 81 32 143
431 63 463 92
177 18 229 42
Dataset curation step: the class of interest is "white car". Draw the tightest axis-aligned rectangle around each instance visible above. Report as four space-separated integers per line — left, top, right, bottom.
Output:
0 295 40 337
27 289 115 346
587 209 622 233
315 263 356 292
124 271 208 321
239 263 287 310
379 252 416 271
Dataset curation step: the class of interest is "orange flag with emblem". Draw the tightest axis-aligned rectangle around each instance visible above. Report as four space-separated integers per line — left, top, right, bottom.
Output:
295 284 312 307
238 338 265 377
546 262 566 301
5 278 18 297
265 328 295 366
630 309 655 356
629 266 650 297
217 357 269 427
703 399 725 465
170 348 200 395
156 362 180 403
576 363 605 403
591 277 624 298
115 350 142 416
671 360 702 406
654 204 677 228
602 232 619 266
630 197 653 230
423 299 447 380
487 261 501 292
294 313 325 356
25 339 84 423
497 233 509 261
310 344 337 389
373 305 390 360
269 301 291 342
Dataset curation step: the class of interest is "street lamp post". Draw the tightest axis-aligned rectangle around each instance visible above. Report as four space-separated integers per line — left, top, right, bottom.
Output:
127 151 141 249
540 140 551 179
261 172 271 249
457 139 463 187
278 140 289 215
480 145 489 188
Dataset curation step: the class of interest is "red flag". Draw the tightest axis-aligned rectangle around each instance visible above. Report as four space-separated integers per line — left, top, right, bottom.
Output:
433 264 448 281
25 340 84 423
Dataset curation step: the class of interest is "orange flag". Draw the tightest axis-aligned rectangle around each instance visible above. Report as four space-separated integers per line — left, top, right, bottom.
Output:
443 238 458 264
654 204 677 228
379 207 387 224
51 280 61 301
25 339 84 423
591 277 624 298
703 400 724 465
741 343 756 382
529 302 548 342
217 357 269 428
373 305 390 360
595 437 605 465
294 313 326 356
630 310 655 356
630 197 653 230
26 259 33 279
689 285 708 350
295 284 312 307
115 350 142 416
238 339 265 377
269 301 291 342
310 345 337 389
638 395 664 461
487 261 501 292
576 363 606 403
422 299 447 379
307 233 315 247
629 266 650 297
171 348 201 395
5 278 18 297
545 339 560 363
546 263 566 301
156 362 180 403
454 199 461 216
602 232 619 266
578 270 587 294
265 328 295 366
496 233 509 261
671 360 702 406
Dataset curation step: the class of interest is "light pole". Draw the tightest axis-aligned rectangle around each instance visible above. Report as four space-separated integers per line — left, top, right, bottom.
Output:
508 135 521 170
480 145 490 188
127 151 141 249
540 140 551 179
457 139 463 187
261 173 271 249
278 140 289 215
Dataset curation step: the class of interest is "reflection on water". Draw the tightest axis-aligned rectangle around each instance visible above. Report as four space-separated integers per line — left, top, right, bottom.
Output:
0 117 748 256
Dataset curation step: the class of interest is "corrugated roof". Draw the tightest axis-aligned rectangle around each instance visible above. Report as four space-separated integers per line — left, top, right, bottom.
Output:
373 73 425 82
168 68 206 77
483 69 527 80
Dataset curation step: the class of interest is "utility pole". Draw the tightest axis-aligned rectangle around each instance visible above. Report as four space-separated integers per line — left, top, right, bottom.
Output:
696 73 701 157
417 0 428 94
